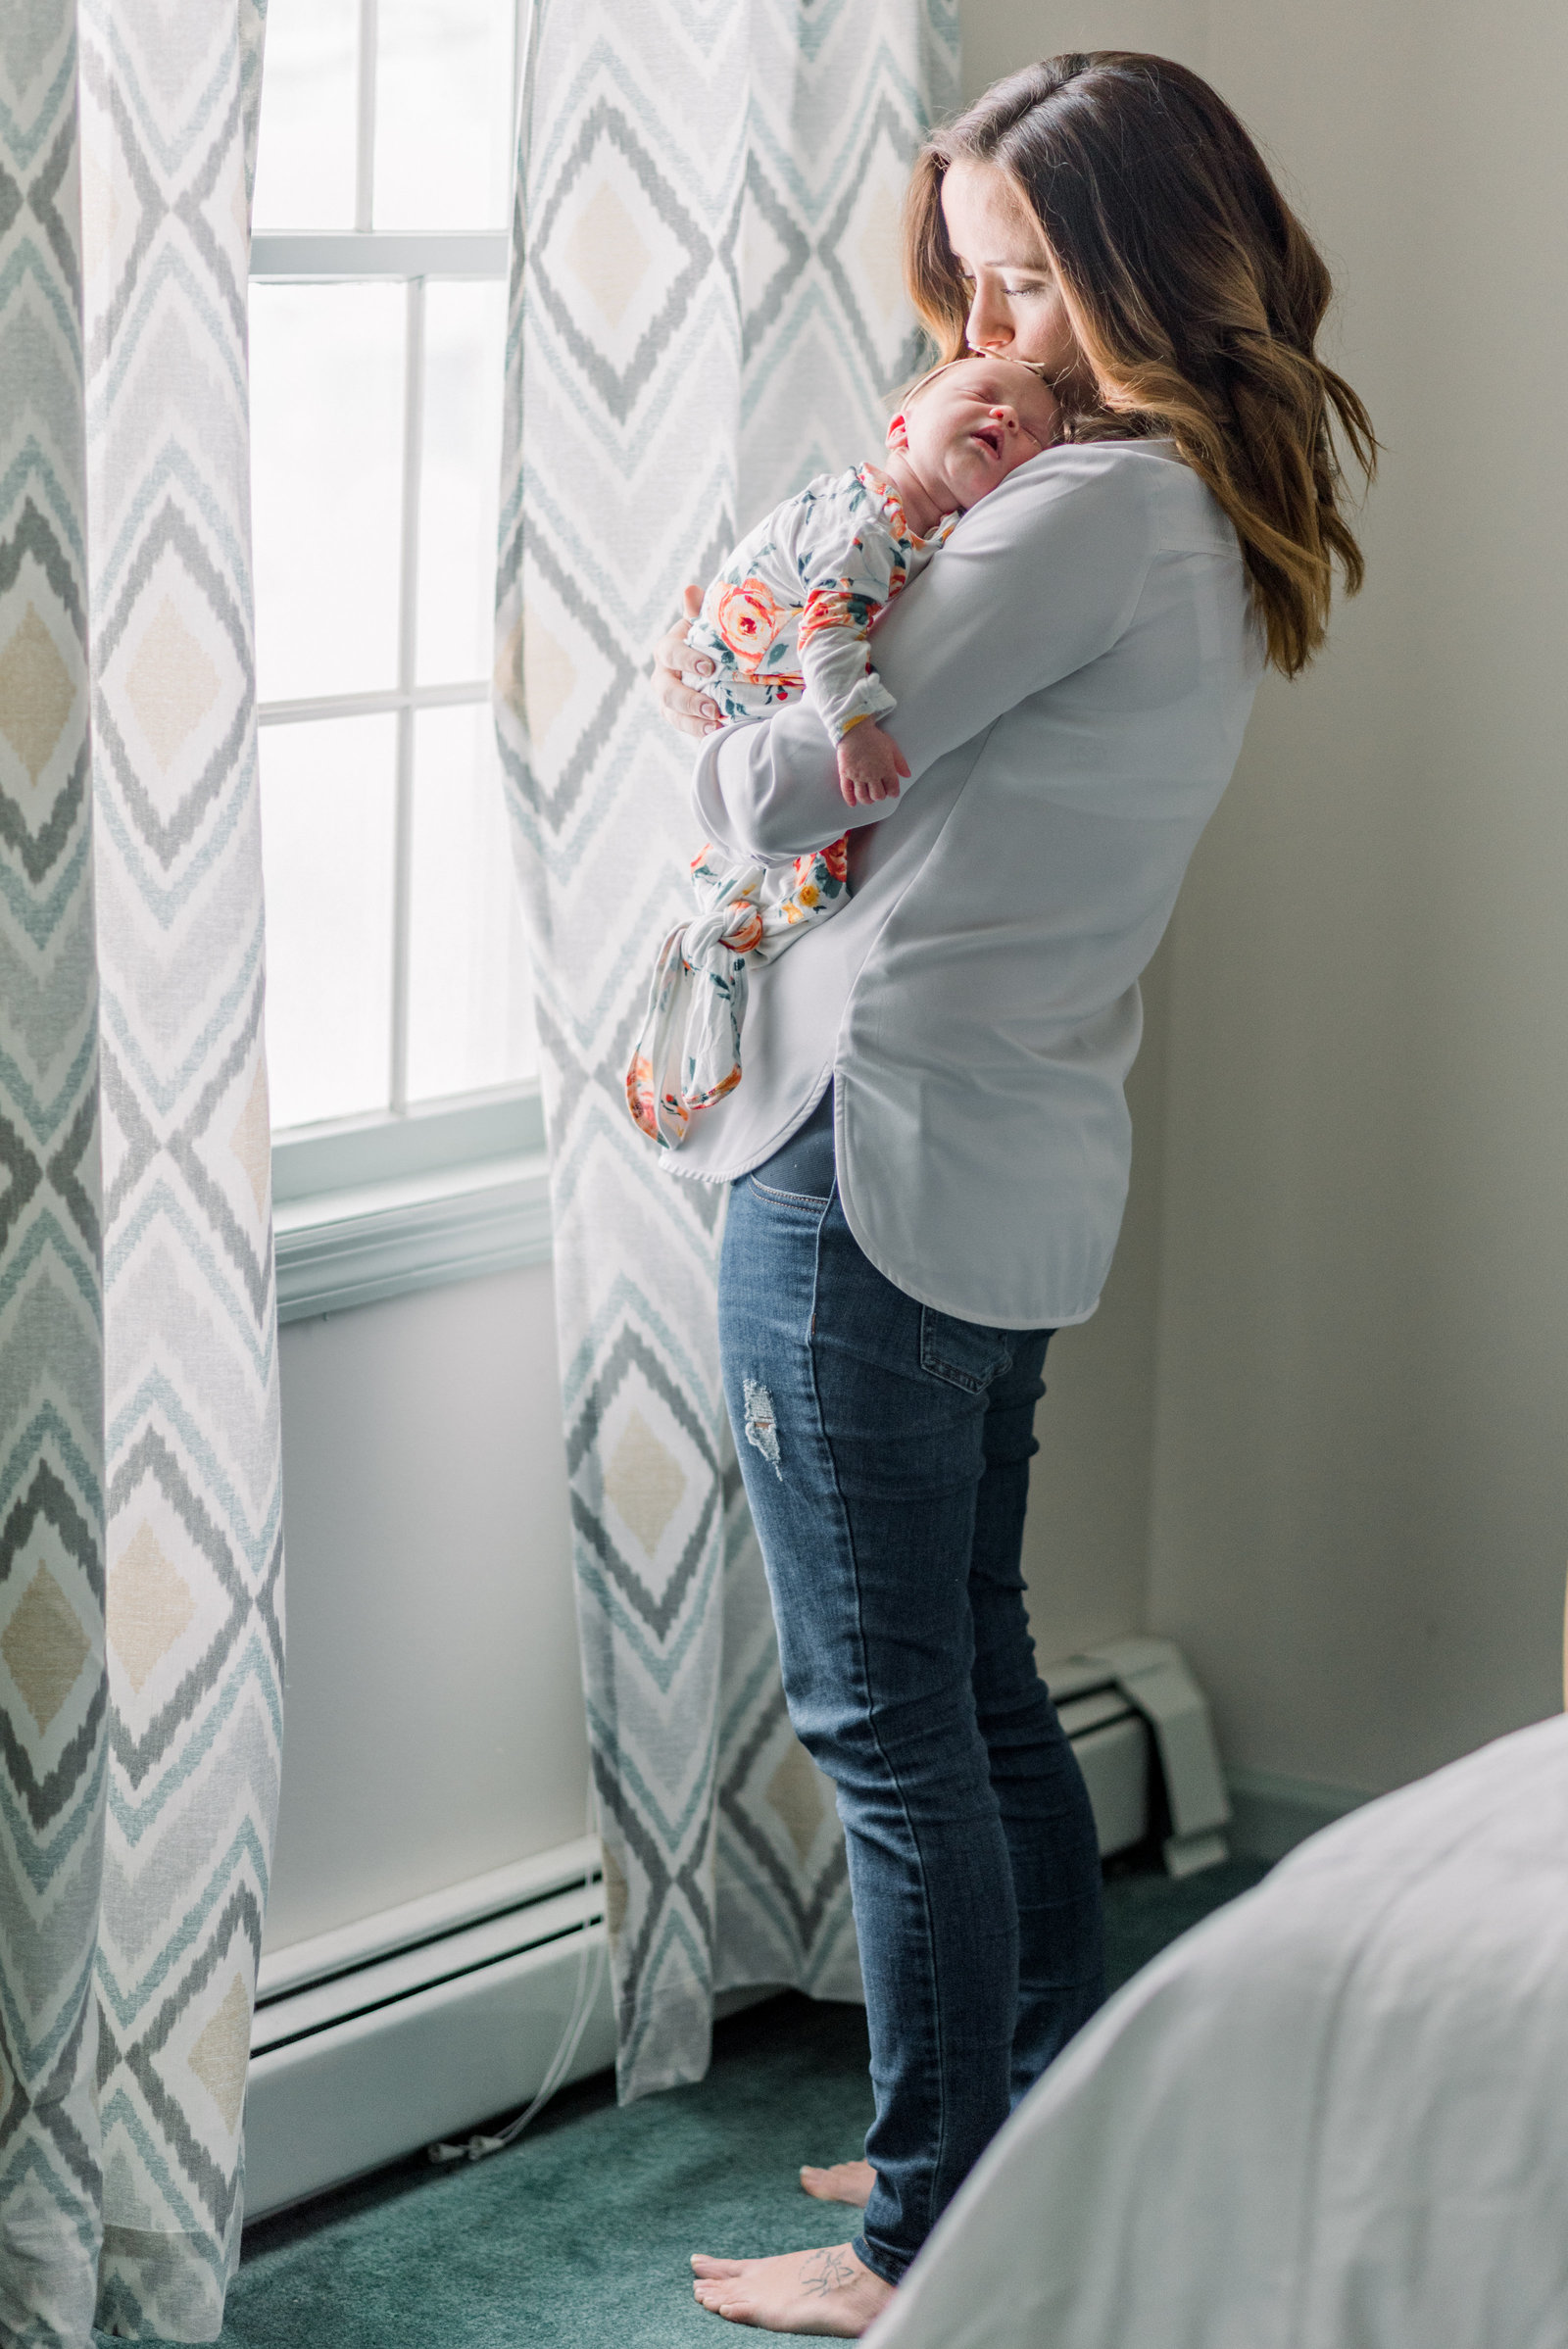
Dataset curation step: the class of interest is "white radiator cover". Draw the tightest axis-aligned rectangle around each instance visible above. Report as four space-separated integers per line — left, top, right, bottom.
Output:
246 1846 615 2220
244 1640 1224 2221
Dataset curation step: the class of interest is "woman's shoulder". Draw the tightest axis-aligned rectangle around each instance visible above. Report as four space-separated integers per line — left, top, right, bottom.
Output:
973 436 1237 560
1021 433 1206 499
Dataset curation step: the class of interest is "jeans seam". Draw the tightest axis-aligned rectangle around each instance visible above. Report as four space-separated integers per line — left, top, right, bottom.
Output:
808 1211 947 2268
750 1174 834 1208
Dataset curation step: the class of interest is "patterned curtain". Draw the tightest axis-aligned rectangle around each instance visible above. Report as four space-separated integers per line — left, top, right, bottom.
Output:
0 2 280 2340
496 0 959 2102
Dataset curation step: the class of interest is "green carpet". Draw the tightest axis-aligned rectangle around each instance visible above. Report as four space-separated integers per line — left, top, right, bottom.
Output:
100 1856 1267 2349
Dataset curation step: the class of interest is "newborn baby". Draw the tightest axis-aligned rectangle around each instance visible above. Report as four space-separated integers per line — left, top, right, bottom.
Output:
628 355 1061 1150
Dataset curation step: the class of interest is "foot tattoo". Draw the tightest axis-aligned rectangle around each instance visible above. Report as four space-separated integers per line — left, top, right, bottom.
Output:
690 2240 895 2335
799 2248 859 2299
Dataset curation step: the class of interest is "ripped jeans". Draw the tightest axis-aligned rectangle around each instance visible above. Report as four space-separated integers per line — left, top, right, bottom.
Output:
718 1163 1105 2286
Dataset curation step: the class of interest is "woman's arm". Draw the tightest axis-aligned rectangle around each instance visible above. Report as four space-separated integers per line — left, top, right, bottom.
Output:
693 447 1164 860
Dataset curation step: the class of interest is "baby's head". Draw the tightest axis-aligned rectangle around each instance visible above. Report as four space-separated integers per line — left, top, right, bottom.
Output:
887 355 1061 513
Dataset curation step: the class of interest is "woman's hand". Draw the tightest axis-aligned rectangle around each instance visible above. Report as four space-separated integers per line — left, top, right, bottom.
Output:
652 584 725 739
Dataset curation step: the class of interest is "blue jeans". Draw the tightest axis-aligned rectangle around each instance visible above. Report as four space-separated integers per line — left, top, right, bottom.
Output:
718 1167 1105 2283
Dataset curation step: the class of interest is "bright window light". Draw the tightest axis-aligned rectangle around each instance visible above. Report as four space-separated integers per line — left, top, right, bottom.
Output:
259 715 398 1131
375 0 515 233
250 0 537 1141
250 0 358 235
251 281 406 703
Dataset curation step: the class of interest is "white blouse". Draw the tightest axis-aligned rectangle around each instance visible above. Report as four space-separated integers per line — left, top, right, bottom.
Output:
663 439 1263 1331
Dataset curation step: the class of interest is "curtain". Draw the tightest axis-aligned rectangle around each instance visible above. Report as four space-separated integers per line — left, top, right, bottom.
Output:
0 1 280 2339
496 0 959 2103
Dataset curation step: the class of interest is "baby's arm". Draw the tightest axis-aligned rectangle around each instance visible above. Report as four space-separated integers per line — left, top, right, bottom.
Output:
798 586 907 807
778 471 918 807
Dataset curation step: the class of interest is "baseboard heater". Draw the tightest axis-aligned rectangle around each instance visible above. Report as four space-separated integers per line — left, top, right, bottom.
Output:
1051 1635 1232 1879
245 1842 616 2221
244 1638 1227 2222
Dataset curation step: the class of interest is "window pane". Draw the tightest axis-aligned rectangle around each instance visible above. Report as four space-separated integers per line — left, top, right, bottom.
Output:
374 0 514 232
251 0 358 233
405 706 537 1105
251 282 406 703
261 715 397 1130
416 280 506 686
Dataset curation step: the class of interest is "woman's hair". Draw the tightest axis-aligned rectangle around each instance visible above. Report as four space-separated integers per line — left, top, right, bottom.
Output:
905 54 1376 676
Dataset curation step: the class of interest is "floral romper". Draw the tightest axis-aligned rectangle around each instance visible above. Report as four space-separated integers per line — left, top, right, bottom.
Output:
627 464 956 1150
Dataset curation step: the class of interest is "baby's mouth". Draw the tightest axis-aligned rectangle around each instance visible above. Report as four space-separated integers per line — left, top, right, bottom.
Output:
970 423 1004 459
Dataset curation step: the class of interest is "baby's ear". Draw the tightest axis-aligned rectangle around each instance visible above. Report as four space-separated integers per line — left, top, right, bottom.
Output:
885 412 909 452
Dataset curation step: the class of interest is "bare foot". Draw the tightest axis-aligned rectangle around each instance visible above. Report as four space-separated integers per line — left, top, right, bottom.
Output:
800 2160 874 2209
692 2242 894 2335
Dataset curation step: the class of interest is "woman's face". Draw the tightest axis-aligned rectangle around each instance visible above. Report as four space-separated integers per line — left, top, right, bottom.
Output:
939 158 1090 392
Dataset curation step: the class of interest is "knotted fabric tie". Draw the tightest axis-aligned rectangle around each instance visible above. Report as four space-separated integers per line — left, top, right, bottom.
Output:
627 837 850 1149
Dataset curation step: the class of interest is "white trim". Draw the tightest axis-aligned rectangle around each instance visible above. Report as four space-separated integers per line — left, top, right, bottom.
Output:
354 0 377 234
272 1087 544 1199
389 272 426 1110
258 1838 602 2004
273 1149 552 1320
254 1880 600 2056
250 231 510 279
257 679 488 725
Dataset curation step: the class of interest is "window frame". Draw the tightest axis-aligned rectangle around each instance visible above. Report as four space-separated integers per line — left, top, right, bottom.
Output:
251 5 549 1316
270 1084 549 1324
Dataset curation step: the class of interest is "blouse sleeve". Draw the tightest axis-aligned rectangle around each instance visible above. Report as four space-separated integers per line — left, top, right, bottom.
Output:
692 446 1167 861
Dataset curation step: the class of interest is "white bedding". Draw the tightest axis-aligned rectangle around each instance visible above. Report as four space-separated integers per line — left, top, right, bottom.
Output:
868 1714 1568 2349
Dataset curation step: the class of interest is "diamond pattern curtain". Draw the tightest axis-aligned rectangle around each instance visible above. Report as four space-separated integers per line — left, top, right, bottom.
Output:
0 2 280 2340
496 0 959 2102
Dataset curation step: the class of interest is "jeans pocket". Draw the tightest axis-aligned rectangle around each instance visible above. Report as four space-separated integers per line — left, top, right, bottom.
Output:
918 1305 1011 1395
748 1175 834 1209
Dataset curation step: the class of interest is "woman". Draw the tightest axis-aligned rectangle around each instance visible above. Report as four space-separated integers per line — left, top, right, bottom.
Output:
655 53 1374 2336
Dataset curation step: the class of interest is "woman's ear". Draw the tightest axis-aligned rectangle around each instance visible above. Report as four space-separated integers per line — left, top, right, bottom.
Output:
886 412 909 453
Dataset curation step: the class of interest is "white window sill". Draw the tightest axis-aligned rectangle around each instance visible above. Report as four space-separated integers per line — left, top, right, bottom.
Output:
250 231 509 280
271 1090 552 1322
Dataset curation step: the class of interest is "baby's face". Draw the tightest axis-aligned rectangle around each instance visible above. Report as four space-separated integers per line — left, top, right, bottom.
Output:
894 356 1061 512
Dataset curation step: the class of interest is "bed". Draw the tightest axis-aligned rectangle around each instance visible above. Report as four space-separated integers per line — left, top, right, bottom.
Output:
867 1712 1568 2349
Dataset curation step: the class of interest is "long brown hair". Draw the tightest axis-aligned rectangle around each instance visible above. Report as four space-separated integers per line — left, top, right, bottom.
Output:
905 55 1376 676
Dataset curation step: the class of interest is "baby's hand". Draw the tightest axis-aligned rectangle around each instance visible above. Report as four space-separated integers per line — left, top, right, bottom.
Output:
836 720 909 807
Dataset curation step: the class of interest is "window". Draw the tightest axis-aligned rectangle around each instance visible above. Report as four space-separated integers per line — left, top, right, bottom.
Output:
251 0 548 1315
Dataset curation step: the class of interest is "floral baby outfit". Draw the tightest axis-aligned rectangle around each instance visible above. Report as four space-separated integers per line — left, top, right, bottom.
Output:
627 465 956 1150
683 464 957 735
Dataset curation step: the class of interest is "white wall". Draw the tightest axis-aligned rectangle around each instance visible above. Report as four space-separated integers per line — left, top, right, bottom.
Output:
264 1265 587 1952
1147 0 1568 1790
963 0 1568 1790
958 0 1203 101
